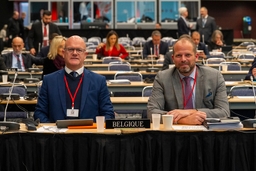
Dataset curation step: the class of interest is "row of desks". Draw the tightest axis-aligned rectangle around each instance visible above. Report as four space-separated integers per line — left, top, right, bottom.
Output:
2 79 251 93
1 96 255 110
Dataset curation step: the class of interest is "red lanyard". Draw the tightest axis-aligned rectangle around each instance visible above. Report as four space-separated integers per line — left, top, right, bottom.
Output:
180 69 198 109
64 73 84 109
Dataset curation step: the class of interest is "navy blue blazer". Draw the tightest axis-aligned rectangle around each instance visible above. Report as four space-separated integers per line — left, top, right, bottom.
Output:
177 17 190 37
198 42 209 56
245 58 256 80
143 41 169 59
36 46 49 58
34 68 114 123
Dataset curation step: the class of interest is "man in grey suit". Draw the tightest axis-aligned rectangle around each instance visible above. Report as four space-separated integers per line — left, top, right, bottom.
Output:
28 10 61 56
196 7 217 44
147 36 229 125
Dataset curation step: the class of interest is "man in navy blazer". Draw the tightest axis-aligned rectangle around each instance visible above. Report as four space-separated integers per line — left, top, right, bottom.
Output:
34 36 114 123
196 7 217 44
177 7 192 37
143 30 169 59
28 10 61 56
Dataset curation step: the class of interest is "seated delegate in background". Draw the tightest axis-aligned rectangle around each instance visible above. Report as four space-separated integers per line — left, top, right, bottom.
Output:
2 37 44 71
207 30 225 52
162 51 173 70
36 33 59 58
143 30 169 59
191 31 209 59
95 30 128 59
34 35 114 123
42 36 66 79
147 36 229 125
245 58 256 80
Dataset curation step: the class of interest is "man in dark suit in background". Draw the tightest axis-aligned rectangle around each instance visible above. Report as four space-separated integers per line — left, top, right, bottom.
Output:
28 10 61 56
196 7 217 44
177 7 192 37
191 31 209 59
143 30 169 59
36 33 59 58
2 37 44 71
34 35 114 122
7 11 23 47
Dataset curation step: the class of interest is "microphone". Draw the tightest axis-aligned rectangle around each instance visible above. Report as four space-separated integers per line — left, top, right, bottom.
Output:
202 35 205 44
0 71 20 131
250 76 256 105
146 47 159 73
38 42 41 53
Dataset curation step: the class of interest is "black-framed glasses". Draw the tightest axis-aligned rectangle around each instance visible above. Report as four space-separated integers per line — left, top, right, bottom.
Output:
65 48 86 54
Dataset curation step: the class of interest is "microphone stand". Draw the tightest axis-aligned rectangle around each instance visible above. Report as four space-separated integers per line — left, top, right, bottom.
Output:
146 47 159 73
0 71 20 131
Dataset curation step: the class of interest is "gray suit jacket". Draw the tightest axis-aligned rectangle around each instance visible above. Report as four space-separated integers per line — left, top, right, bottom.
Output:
147 65 229 119
196 16 217 44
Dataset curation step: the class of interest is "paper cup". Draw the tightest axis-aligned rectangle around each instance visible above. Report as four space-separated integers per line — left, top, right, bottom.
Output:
96 116 105 132
222 65 228 72
2 75 7 83
92 54 97 60
162 115 173 130
152 114 161 130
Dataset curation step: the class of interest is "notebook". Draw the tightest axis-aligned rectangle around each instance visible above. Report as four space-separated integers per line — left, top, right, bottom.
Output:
56 119 93 128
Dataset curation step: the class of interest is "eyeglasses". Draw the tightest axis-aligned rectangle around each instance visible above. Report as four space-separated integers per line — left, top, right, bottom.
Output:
65 48 86 54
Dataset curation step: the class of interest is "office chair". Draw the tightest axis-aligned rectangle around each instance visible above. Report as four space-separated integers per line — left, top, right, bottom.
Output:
142 86 153 97
208 52 225 58
219 62 241 71
206 58 226 64
230 85 256 96
108 62 131 71
114 72 143 82
102 57 122 64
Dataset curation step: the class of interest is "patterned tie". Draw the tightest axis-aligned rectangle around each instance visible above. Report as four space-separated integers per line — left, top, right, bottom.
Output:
155 45 159 56
70 71 78 77
183 77 193 109
43 25 47 46
202 18 206 28
16 54 21 69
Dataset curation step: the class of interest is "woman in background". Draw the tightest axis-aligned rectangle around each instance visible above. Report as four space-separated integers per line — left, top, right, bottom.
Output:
95 30 128 59
42 36 66 79
208 30 225 52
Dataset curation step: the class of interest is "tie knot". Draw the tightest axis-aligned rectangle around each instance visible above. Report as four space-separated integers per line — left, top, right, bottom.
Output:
70 71 78 77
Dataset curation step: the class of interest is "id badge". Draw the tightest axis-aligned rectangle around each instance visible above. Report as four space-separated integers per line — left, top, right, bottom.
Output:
67 109 79 117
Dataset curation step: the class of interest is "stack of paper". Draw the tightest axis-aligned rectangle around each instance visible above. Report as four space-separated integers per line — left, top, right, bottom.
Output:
203 117 243 130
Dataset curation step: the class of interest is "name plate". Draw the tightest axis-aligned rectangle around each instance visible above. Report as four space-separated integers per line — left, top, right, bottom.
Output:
106 119 150 129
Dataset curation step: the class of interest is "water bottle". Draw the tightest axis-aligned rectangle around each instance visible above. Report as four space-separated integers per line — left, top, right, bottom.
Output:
65 17 68 23
59 17 63 23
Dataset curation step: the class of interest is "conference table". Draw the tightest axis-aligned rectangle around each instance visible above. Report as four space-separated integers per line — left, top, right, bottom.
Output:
0 124 255 171
0 80 249 94
1 96 256 110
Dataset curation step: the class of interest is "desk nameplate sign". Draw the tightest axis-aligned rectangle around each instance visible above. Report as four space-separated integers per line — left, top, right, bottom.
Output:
106 119 150 129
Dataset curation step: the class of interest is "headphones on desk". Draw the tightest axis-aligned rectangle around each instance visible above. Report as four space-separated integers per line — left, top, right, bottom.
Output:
24 92 38 100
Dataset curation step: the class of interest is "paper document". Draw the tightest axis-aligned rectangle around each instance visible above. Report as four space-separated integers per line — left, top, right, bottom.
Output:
172 125 208 131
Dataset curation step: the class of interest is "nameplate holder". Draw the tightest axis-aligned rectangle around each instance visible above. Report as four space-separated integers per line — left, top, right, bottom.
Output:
106 119 150 129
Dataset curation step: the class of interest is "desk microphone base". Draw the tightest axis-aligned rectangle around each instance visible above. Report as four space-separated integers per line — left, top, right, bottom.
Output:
0 121 20 131
146 68 159 73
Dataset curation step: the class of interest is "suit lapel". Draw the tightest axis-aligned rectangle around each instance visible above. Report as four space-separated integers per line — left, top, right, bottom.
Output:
195 67 204 108
80 69 90 113
57 70 67 114
172 70 184 109
21 54 27 69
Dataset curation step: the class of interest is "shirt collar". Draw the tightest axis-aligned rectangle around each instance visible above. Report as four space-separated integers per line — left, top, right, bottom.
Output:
178 66 197 80
65 66 84 75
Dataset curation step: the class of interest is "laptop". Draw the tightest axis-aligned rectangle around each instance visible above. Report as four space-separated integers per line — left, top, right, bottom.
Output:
221 45 233 55
56 119 93 128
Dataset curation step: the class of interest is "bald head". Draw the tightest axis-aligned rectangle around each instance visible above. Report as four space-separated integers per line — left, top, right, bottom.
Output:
64 35 87 70
200 7 208 18
12 37 24 54
13 11 19 20
191 31 201 45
